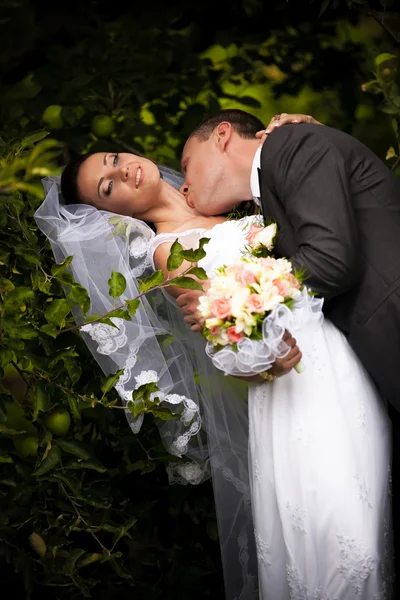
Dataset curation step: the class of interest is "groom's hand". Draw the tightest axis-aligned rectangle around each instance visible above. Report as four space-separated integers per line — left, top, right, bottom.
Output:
177 290 205 332
268 330 302 377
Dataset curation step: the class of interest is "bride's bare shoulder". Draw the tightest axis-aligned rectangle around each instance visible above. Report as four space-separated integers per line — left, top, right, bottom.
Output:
173 216 226 233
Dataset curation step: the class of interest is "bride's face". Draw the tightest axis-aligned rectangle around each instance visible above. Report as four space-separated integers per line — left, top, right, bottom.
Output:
77 152 162 217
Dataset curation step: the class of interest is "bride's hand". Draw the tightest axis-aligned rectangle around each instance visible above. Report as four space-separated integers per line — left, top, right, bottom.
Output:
268 330 302 377
256 113 323 147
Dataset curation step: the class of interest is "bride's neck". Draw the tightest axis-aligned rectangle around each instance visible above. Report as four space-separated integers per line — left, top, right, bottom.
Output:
148 181 202 234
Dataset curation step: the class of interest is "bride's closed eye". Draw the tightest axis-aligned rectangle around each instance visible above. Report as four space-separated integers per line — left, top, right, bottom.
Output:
105 154 119 196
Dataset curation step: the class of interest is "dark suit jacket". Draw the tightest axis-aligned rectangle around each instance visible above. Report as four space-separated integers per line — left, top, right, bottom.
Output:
259 123 400 411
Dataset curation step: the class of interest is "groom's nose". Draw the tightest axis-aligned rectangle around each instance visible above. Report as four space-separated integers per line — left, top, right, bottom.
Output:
180 183 189 195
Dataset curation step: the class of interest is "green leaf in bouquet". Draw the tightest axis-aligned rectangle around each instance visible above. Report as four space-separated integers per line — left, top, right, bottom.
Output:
168 276 203 291
101 369 124 394
167 238 185 271
138 269 165 292
44 298 72 327
186 266 208 280
108 270 127 298
51 255 74 276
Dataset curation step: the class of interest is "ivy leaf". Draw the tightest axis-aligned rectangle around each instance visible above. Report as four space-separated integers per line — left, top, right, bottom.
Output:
44 299 72 327
101 369 124 394
126 299 140 316
51 256 74 276
186 266 208 280
138 270 165 293
68 283 90 315
34 445 62 477
167 238 184 271
168 276 203 291
108 271 126 298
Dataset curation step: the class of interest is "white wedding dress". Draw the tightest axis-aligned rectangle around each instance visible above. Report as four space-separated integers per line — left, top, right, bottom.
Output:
151 215 393 600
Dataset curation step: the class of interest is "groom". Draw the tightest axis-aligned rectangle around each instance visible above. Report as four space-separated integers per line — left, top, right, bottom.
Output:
178 109 400 413
177 107 400 575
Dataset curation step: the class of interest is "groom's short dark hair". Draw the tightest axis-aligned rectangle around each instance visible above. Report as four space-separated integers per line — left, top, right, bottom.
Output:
190 109 265 142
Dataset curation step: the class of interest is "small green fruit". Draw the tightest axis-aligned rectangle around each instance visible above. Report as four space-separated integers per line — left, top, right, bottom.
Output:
42 105 63 129
45 409 71 436
91 115 115 138
14 436 39 458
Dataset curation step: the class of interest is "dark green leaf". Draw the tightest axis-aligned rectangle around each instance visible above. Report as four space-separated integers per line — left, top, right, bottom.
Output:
186 266 208 280
62 548 86 575
108 271 126 298
101 369 124 394
33 382 50 421
138 269 165 293
179 237 210 262
126 299 140 316
0 424 26 436
34 445 62 476
68 283 90 315
51 255 74 276
167 238 184 271
44 299 72 326
149 407 175 420
168 276 203 291
0 349 16 368
109 308 131 321
375 53 397 67
39 324 58 338
55 439 92 460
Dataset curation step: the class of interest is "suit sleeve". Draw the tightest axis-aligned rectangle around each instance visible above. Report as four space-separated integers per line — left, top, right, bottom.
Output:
262 125 360 300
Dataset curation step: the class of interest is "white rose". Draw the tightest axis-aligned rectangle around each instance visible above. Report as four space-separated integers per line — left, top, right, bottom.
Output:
254 223 277 251
198 295 213 318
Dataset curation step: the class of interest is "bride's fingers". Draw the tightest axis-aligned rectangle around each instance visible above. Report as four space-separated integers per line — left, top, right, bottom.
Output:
255 113 323 147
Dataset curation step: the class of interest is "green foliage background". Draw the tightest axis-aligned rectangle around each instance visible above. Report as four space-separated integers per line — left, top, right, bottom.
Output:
0 0 399 598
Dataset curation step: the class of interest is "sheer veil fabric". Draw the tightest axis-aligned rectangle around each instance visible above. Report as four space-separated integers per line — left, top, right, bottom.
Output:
35 172 259 600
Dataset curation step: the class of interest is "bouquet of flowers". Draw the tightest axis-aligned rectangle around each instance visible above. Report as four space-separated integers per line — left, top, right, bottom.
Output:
198 221 323 377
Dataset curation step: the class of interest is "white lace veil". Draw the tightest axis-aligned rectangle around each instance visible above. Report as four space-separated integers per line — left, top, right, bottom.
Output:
35 169 259 600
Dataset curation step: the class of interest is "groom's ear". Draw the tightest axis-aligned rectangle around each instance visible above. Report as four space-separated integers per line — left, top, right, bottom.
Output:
215 122 232 153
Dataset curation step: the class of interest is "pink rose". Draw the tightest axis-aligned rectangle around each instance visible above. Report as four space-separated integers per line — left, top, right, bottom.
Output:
227 326 243 343
240 268 258 286
226 263 244 280
287 273 301 290
246 224 264 246
211 298 232 320
210 326 220 335
273 278 290 297
259 257 277 270
246 293 265 313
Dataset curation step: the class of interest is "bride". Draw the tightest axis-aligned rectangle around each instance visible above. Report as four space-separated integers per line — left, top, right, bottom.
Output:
36 116 393 599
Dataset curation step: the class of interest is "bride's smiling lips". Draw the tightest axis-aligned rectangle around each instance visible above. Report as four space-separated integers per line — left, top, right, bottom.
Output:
135 165 144 188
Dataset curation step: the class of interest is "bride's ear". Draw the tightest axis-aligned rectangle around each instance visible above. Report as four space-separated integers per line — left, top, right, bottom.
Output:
215 122 232 153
